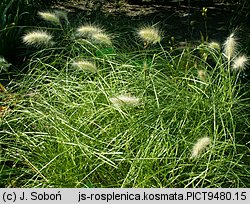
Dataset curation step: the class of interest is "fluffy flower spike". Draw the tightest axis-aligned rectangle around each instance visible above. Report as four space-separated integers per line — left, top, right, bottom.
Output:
76 25 103 37
22 31 54 47
191 137 211 158
223 33 237 60
71 60 97 73
232 55 248 71
91 33 112 45
38 11 60 25
138 26 162 44
109 94 140 107
208 42 220 51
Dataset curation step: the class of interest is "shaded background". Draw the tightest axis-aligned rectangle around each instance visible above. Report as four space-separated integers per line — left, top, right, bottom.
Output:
0 0 249 80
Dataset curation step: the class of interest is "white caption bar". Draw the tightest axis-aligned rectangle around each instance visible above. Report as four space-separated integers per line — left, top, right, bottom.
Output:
0 189 249 204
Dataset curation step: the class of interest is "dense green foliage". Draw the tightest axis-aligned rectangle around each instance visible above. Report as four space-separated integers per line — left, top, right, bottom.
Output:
0 8 249 187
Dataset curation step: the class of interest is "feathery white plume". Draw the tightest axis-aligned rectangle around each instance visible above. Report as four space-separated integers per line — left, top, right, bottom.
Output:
23 31 53 47
191 137 211 158
91 33 112 45
208 42 220 51
232 55 248 71
223 33 237 60
38 11 60 25
109 95 140 107
138 26 162 44
76 25 103 37
71 60 97 73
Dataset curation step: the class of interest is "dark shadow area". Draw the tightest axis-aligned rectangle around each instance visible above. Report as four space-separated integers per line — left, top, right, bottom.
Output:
55 0 249 44
53 0 250 76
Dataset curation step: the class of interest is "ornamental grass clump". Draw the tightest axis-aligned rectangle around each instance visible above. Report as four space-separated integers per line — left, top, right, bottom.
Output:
22 31 54 47
138 26 162 45
232 55 248 71
109 94 140 107
71 60 97 73
191 137 211 158
38 11 61 25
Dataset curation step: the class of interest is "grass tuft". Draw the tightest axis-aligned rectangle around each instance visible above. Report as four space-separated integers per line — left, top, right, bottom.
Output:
0 14 249 188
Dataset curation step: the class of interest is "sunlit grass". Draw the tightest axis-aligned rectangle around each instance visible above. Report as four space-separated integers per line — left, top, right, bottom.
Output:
0 12 249 187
